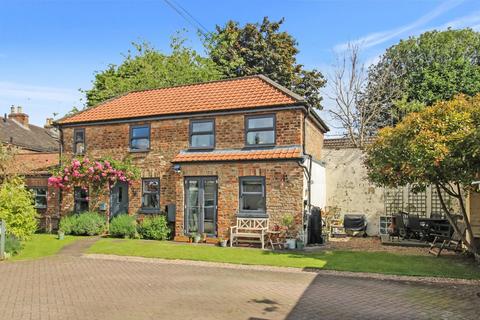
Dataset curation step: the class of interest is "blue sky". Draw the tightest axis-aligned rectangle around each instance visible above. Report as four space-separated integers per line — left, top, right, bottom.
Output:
1 0 480 128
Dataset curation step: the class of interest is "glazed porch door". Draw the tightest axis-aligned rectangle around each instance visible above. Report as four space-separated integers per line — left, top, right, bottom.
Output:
185 177 217 235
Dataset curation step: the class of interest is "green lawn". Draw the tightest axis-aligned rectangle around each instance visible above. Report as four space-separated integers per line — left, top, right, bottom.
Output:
10 234 79 261
88 239 480 279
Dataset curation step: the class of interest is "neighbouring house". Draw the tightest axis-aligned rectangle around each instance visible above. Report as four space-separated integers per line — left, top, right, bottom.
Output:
322 137 462 236
467 189 480 244
0 106 60 231
55 75 329 241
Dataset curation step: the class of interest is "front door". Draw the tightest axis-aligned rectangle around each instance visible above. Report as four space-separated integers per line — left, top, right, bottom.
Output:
185 177 217 235
110 181 129 218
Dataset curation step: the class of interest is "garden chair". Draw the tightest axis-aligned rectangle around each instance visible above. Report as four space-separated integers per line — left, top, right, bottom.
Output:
428 222 466 257
406 214 427 241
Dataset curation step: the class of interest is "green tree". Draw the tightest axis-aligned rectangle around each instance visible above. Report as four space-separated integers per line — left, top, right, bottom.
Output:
364 94 480 254
83 35 222 107
364 28 480 129
205 17 326 108
0 177 38 240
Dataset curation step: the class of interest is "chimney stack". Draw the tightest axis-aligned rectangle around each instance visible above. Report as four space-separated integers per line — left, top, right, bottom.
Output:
44 118 54 128
8 105 29 128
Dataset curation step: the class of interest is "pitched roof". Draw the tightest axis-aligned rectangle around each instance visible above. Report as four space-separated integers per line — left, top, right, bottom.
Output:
14 152 59 174
0 118 59 152
323 137 376 149
172 146 302 163
58 75 303 125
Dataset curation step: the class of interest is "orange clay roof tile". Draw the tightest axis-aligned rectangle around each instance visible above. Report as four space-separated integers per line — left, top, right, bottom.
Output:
59 76 301 124
172 146 302 163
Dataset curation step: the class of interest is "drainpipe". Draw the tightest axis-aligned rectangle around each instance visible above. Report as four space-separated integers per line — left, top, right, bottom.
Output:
56 125 64 228
298 105 313 244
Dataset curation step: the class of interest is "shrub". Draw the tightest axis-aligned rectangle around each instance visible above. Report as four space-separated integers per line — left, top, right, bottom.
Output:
59 212 106 236
138 215 170 240
0 177 37 240
58 215 75 234
109 214 137 238
5 234 22 255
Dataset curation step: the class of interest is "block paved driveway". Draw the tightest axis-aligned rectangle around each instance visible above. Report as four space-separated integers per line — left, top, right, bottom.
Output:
1 254 479 320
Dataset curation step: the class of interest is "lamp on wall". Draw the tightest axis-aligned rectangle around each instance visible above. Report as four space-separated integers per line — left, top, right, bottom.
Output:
173 164 181 173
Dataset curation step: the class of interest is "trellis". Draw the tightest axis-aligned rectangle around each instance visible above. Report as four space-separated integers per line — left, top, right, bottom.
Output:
384 185 455 217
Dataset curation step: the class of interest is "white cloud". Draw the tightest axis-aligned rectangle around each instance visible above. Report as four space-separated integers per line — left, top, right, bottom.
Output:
333 0 464 52
0 81 80 102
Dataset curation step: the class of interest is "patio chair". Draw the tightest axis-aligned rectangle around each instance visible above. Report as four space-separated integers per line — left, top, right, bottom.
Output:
394 212 409 239
428 222 466 257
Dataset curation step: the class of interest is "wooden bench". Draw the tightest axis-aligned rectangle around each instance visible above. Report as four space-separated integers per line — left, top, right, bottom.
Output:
230 217 269 249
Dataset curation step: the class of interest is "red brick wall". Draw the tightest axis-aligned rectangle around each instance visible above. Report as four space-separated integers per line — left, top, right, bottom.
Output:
60 109 312 237
304 118 324 161
175 161 304 238
25 176 59 232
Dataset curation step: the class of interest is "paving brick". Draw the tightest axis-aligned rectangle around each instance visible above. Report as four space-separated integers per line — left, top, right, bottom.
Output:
1 255 479 320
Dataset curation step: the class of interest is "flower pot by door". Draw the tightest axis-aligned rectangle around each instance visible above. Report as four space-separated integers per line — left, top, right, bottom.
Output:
286 239 296 250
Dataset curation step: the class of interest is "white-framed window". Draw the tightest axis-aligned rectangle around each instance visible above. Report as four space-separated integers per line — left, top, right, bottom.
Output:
31 187 47 209
239 176 266 216
141 178 160 212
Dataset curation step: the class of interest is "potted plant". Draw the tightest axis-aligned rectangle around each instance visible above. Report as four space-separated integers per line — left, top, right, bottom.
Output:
191 233 201 243
281 214 297 250
296 231 305 250
219 237 228 247
201 232 207 243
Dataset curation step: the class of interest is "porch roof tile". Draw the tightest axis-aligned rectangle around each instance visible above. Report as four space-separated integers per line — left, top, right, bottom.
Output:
172 146 303 163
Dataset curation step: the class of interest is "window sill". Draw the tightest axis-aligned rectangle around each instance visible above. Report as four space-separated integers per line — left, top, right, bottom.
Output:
237 212 268 218
139 208 161 214
129 149 150 153
243 144 276 149
188 147 215 151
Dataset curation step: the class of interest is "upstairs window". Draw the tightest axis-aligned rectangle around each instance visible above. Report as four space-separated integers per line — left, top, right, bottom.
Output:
245 115 275 146
73 128 85 155
74 187 89 213
141 178 160 212
31 187 47 209
239 177 266 216
130 125 150 151
190 119 215 149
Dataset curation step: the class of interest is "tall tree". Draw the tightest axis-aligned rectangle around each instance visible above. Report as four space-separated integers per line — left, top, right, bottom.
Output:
205 17 326 109
364 28 480 130
83 35 222 107
364 94 480 254
328 44 385 148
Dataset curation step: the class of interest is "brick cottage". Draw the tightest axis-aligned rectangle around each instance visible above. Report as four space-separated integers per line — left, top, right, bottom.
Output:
56 75 328 240
0 107 60 231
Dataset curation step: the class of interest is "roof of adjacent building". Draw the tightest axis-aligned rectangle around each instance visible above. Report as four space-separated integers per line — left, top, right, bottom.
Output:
0 118 59 152
323 136 376 149
58 75 326 128
172 146 302 163
14 152 59 174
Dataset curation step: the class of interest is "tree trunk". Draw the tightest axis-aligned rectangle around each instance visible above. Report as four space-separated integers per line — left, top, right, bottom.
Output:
435 184 477 254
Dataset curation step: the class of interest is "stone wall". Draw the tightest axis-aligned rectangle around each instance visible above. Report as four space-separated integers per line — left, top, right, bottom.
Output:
322 147 384 235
